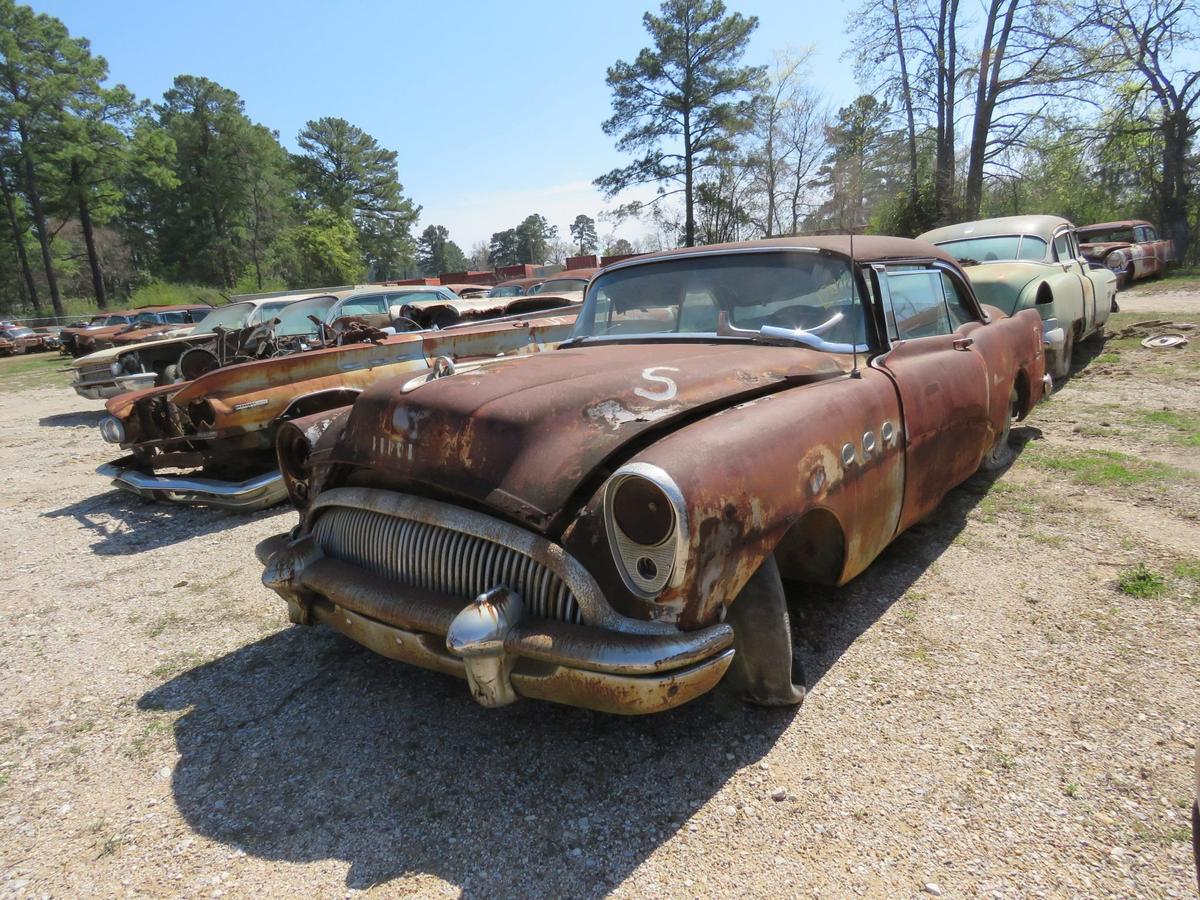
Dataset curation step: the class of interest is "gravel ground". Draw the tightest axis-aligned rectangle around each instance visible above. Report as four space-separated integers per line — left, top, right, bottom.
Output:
0 288 1197 898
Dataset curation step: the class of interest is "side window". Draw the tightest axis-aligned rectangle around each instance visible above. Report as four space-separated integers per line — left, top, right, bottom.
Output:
1053 232 1071 261
339 295 388 317
887 270 952 340
1144 226 1157 241
939 272 978 328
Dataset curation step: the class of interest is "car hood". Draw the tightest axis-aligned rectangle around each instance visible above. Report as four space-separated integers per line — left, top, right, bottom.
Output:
962 262 1043 315
71 331 214 367
1078 240 1131 259
332 341 850 532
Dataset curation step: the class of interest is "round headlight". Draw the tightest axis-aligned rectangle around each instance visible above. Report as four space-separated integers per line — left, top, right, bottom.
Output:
98 416 125 444
1106 250 1124 268
109 360 123 375
612 477 674 546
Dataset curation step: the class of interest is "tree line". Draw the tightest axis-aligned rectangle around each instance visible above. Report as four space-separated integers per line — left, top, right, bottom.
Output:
596 0 1199 264
2 0 1196 321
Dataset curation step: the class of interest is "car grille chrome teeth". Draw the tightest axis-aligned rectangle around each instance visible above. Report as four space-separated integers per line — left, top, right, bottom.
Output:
311 506 582 624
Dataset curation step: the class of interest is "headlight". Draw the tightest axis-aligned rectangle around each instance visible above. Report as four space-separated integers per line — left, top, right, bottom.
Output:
1106 250 1125 269
603 464 687 599
98 416 125 444
109 360 123 375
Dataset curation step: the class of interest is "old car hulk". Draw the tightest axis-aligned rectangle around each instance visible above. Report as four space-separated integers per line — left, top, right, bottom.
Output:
262 237 1049 715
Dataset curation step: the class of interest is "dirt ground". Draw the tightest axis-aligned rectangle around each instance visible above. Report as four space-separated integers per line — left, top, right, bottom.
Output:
0 284 1197 898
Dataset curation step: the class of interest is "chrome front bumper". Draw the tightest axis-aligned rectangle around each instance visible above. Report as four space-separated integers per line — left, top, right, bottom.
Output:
98 457 286 511
72 372 156 400
261 489 736 714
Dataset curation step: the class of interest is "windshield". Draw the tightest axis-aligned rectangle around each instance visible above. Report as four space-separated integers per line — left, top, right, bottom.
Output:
571 251 864 349
938 235 1047 264
275 295 337 336
1078 227 1135 244
192 302 255 333
257 300 293 322
8 328 33 337
490 284 526 297
101 315 130 326
536 278 588 294
134 311 162 325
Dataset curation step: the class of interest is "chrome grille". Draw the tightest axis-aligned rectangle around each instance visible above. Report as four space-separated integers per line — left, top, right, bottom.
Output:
311 505 583 624
76 362 112 383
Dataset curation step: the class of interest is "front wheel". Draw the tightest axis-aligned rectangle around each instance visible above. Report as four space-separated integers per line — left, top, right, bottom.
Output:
721 557 806 706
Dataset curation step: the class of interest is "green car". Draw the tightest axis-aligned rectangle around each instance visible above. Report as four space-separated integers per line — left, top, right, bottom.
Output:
920 215 1117 379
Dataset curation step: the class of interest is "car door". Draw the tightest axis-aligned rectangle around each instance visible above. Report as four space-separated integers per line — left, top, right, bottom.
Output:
1064 229 1098 334
872 264 993 533
1051 228 1088 331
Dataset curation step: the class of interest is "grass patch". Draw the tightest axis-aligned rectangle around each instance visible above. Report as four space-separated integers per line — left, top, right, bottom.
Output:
1093 351 1121 364
1136 409 1200 446
0 352 71 391
1173 559 1200 580
1117 564 1167 598
1025 446 1184 487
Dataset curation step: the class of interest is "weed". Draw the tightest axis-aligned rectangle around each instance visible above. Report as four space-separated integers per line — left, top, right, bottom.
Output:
1025 447 1183 487
1033 531 1066 548
1136 409 1200 446
146 612 181 638
1117 564 1167 598
1172 559 1200 581
1093 352 1121 364
0 771 9 788
1063 781 1078 797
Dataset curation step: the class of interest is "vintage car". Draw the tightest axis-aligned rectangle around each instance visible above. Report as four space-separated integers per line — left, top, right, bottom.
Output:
97 300 581 510
0 335 14 356
109 305 214 347
260 236 1049 716
919 216 1117 379
69 295 323 400
440 283 493 300
60 311 137 356
527 268 597 297
71 305 213 357
0 325 55 353
488 276 547 298
1077 219 1174 288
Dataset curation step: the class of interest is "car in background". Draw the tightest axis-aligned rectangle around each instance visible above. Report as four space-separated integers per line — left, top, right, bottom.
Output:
109 305 214 347
71 305 213 356
97 300 580 510
398 273 592 329
69 295 319 400
259 236 1049 715
1077 219 1174 288
0 325 56 353
60 311 138 356
527 268 596 298
488 276 547 298
441 283 493 300
919 215 1117 379
0 334 15 356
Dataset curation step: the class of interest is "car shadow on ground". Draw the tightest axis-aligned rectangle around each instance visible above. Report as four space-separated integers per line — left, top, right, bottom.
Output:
140 433 1037 895
43 491 290 555
38 409 106 428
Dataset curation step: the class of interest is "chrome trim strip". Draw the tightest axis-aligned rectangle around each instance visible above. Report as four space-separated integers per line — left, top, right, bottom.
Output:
98 461 285 511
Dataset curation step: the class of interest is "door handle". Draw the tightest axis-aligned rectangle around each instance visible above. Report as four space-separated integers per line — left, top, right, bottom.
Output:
952 337 974 351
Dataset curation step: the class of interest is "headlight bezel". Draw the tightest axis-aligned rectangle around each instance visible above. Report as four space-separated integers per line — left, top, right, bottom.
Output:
602 463 689 600
98 416 125 444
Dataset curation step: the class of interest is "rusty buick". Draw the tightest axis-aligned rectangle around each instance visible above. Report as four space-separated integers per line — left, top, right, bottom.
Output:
1077 219 1174 288
261 236 1049 716
97 302 580 510
920 216 1116 380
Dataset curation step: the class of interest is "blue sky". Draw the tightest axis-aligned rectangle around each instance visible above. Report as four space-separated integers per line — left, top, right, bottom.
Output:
34 0 858 250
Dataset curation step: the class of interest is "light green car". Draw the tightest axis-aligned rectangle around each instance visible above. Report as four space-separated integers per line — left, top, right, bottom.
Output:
919 215 1117 379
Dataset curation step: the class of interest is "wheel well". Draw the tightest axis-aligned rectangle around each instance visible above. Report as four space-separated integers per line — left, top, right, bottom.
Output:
773 507 845 586
282 389 361 420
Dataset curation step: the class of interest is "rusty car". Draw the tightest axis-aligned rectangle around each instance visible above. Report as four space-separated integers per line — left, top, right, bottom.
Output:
0 325 55 353
71 304 213 356
1077 219 1174 288
60 311 138 356
260 236 1049 716
919 216 1117 379
488 276 547 298
97 299 582 510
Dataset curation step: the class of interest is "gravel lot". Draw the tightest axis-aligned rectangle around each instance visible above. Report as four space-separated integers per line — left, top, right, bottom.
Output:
1 286 1197 898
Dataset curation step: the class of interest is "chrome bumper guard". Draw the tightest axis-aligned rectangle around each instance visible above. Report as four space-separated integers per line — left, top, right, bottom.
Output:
98 457 286 512
261 490 736 714
1042 317 1065 354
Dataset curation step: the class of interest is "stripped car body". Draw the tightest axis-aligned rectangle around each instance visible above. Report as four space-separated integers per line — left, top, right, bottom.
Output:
1077 219 1174 288
99 301 581 510
920 216 1117 379
261 236 1049 716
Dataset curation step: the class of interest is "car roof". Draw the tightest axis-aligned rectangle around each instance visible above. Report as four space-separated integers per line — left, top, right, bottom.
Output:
132 304 214 312
1077 219 1153 231
541 268 598 281
919 216 1074 244
494 276 546 288
600 235 960 270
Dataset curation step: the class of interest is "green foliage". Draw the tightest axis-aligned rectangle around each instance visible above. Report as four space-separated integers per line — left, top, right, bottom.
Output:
488 214 558 266
1116 564 1167 599
569 214 598 254
595 0 764 245
272 208 362 287
1026 447 1183 486
128 280 227 308
810 95 900 232
294 116 419 279
416 224 467 276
